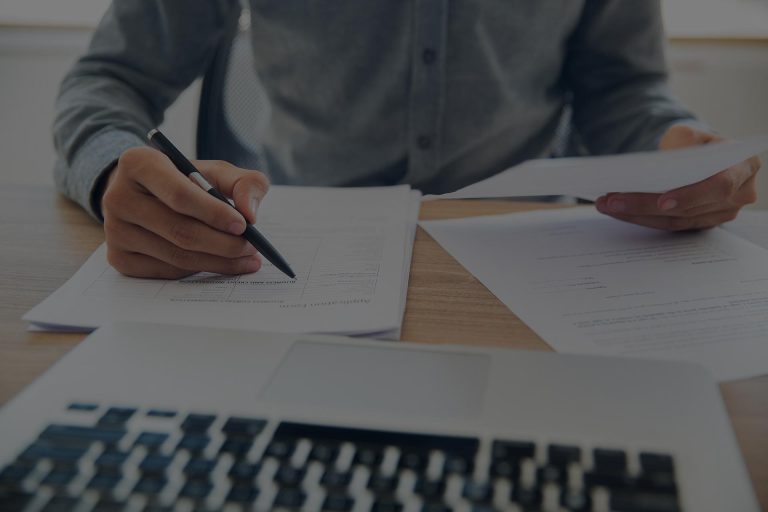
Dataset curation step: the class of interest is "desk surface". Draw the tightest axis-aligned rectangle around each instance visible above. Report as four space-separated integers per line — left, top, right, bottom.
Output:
1 184 766 508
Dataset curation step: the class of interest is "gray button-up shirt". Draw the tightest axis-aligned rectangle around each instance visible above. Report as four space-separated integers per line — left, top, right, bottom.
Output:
53 0 697 218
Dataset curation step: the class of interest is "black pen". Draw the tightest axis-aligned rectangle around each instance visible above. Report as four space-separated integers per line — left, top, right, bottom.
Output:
147 129 296 279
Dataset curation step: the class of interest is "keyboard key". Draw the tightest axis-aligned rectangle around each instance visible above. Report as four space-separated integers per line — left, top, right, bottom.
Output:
538 465 567 485
222 417 266 438
226 483 259 503
323 493 354 511
321 470 352 489
421 504 451 512
264 439 296 459
146 409 177 418
308 442 340 464
176 434 210 454
414 478 446 501
491 440 535 461
184 458 217 480
67 402 99 412
354 445 384 467
584 470 633 490
219 438 253 458
371 498 404 512
41 495 80 512
490 459 520 479
87 472 122 491
95 450 130 474
98 407 136 427
610 490 680 512
398 449 429 472
179 480 213 500
134 432 169 451
593 448 627 474
548 444 581 467
139 454 174 475
275 422 479 457
0 489 33 512
134 475 168 494
0 464 33 485
273 488 306 508
92 497 126 512
181 414 216 433
40 424 125 446
274 465 306 487
368 473 399 494
443 454 473 475
41 468 77 487
18 441 88 467
228 462 261 482
462 481 492 503
639 453 675 475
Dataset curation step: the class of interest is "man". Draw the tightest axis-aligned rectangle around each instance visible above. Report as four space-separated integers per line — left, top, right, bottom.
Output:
53 1 761 279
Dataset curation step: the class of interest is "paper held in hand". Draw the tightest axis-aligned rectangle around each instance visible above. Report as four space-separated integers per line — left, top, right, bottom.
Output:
429 134 768 201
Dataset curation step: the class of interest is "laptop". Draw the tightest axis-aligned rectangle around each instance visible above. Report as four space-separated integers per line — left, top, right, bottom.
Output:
0 322 757 512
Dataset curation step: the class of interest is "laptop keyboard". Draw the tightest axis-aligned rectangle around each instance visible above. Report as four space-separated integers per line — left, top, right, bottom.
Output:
0 402 681 512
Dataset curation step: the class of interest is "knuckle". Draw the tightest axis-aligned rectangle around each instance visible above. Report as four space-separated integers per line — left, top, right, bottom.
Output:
722 210 739 223
167 245 196 269
168 222 199 249
106 247 129 274
714 172 737 196
668 216 692 232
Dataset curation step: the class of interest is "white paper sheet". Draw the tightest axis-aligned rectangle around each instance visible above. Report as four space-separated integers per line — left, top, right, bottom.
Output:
723 210 768 250
25 186 421 338
429 135 768 201
421 208 768 381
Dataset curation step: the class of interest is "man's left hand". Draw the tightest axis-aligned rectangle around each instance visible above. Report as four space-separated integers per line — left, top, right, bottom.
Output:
595 124 762 231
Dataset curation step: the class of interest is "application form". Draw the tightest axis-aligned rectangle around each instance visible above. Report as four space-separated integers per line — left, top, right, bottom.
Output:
422 208 768 381
26 186 421 338
429 135 768 201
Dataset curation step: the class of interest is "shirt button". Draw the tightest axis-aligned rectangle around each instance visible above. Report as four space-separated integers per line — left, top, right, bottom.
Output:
417 135 433 150
422 48 437 65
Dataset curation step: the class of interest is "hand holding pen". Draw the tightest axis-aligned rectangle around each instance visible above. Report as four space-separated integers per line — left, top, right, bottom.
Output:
99 131 293 279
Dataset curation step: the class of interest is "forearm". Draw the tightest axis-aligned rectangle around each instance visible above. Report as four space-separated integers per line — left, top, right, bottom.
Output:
52 0 240 219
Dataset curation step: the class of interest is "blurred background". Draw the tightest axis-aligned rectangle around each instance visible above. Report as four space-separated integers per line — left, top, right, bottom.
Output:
2 0 768 206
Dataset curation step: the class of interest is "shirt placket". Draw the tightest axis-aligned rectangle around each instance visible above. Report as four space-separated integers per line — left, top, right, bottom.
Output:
406 0 448 185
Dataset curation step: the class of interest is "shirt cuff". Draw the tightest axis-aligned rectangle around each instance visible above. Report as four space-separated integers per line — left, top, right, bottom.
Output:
57 129 147 221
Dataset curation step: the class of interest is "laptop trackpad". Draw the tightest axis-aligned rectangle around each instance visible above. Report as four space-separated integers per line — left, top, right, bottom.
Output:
261 342 490 420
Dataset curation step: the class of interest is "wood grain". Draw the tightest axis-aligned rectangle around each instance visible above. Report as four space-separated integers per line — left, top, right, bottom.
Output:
1 185 765 508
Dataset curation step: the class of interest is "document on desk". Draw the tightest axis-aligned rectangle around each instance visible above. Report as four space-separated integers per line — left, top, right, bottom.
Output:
25 186 421 339
421 208 768 381
723 210 768 250
429 134 768 201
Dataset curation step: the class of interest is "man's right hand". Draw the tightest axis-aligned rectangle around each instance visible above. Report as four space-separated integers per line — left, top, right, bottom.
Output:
101 146 270 279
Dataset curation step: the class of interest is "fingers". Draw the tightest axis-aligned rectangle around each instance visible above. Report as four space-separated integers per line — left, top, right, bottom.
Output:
106 218 262 275
194 160 270 224
113 147 247 235
597 208 740 232
102 146 271 279
658 124 721 150
113 193 259 259
596 161 757 218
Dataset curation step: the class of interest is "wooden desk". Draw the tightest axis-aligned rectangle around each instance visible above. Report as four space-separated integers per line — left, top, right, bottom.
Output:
1 184 766 507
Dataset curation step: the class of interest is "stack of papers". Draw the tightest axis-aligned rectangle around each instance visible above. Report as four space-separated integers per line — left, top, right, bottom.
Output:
422 208 768 381
25 186 421 339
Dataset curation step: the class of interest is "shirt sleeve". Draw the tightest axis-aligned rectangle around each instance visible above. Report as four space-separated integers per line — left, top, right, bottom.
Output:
52 0 241 220
565 0 706 156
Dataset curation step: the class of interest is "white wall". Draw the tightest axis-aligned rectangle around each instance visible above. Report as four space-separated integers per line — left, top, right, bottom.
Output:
0 26 199 187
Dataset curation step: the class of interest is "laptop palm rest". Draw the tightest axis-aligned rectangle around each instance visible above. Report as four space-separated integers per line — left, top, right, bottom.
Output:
261 342 490 420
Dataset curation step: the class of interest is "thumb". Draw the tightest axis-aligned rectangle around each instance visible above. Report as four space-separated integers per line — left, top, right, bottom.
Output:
193 160 270 224
659 124 720 151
